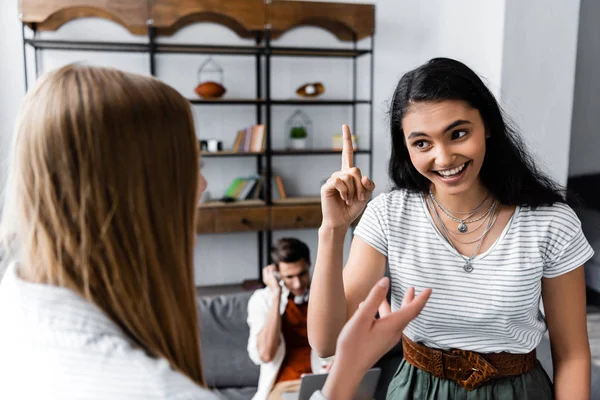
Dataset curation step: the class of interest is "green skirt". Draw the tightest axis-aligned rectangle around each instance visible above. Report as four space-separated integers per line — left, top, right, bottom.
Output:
386 359 553 400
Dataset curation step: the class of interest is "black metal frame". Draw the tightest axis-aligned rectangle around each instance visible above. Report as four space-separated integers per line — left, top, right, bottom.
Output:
21 22 375 281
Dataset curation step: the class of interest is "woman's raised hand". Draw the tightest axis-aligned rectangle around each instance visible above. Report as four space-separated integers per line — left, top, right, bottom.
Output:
320 124 375 230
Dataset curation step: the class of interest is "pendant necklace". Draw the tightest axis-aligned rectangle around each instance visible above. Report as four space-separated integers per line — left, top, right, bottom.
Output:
429 189 492 233
427 196 499 273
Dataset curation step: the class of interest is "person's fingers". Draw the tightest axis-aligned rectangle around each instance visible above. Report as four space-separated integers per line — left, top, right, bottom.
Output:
341 124 354 170
407 288 432 316
401 287 415 307
378 298 392 318
332 177 350 202
355 277 390 321
345 167 366 202
339 174 356 205
361 175 376 199
385 288 432 329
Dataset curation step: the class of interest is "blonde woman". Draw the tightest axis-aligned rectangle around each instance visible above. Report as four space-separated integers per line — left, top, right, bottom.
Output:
0 65 211 400
0 65 428 400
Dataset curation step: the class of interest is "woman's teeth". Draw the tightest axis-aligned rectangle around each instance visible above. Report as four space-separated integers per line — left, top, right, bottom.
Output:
437 163 466 177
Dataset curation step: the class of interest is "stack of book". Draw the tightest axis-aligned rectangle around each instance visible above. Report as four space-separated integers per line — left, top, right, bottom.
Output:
232 124 266 153
221 175 287 202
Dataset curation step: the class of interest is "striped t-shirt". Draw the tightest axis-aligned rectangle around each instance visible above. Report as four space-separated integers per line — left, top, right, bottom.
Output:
354 189 594 353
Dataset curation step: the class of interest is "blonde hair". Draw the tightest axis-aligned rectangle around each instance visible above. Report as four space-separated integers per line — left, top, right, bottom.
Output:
0 65 204 386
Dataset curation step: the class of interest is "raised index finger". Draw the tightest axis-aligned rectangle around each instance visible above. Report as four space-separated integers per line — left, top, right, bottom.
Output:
341 124 354 170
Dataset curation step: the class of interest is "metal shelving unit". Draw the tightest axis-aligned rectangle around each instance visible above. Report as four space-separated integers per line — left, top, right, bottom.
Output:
20 0 375 282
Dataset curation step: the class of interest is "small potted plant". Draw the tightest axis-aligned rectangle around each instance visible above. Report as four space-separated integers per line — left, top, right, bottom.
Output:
290 126 308 149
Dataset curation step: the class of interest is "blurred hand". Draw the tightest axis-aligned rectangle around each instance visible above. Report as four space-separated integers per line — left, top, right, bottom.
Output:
335 278 431 377
320 124 375 230
262 264 281 294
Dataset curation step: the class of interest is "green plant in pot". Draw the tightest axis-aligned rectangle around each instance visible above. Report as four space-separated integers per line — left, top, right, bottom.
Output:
290 126 308 149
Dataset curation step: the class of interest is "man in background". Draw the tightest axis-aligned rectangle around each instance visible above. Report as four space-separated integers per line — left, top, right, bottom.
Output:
247 238 328 400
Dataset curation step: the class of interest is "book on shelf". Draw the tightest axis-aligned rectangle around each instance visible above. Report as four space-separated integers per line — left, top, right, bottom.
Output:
221 174 287 202
232 124 265 153
223 178 247 199
222 175 261 202
274 175 287 200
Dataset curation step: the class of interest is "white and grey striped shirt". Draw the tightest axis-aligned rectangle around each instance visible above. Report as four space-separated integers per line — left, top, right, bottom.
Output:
354 190 594 353
0 262 217 400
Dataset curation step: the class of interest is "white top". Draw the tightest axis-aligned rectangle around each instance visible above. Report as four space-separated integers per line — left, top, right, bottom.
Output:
247 284 329 400
247 285 291 400
354 190 594 353
0 262 217 400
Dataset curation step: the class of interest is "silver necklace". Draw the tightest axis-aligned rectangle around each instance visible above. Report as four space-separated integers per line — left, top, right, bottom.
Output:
444 201 497 243
432 197 495 234
429 189 490 215
432 199 498 244
427 196 499 272
451 212 489 236
429 190 493 233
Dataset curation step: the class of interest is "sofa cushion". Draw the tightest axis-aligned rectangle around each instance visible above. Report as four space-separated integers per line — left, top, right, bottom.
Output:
197 292 259 388
568 174 600 212
212 386 257 400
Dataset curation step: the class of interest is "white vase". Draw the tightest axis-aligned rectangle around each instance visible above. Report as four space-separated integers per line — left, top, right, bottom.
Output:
290 138 307 149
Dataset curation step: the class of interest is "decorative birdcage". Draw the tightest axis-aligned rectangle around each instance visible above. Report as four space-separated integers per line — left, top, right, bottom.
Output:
194 57 226 99
284 109 312 150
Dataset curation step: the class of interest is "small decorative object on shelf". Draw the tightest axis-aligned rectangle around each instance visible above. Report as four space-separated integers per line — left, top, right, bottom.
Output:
296 82 325 98
206 138 223 152
332 133 358 150
290 126 307 149
285 110 312 150
194 57 227 99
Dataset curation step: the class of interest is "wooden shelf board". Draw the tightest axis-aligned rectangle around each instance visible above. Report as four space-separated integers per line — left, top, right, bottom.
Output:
197 199 266 209
272 197 321 205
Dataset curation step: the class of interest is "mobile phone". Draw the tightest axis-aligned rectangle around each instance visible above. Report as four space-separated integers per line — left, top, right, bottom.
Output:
273 271 282 282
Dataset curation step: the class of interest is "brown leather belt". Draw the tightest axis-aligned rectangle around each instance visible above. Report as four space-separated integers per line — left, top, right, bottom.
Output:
401 335 537 391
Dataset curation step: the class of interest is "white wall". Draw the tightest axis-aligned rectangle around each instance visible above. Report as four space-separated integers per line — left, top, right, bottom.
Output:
500 0 581 186
0 0 24 201
5 0 585 286
569 0 600 177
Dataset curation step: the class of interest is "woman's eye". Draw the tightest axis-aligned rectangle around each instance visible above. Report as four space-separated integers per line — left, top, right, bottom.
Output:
414 140 430 149
451 130 467 140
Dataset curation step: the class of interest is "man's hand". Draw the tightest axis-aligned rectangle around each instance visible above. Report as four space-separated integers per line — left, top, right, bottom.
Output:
262 264 281 295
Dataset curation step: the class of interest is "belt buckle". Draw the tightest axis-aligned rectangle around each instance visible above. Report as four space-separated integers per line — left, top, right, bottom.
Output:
453 349 499 391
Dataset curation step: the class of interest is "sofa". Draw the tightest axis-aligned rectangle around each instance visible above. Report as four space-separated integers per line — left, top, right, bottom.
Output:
568 174 600 298
197 291 600 400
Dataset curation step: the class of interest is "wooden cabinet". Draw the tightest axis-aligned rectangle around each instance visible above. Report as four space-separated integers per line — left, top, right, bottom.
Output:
195 208 216 233
214 207 269 233
195 203 323 233
270 204 322 230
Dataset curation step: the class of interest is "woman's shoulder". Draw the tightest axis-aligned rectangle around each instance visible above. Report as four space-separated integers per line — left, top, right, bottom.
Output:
369 188 423 211
517 201 582 235
518 201 578 221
